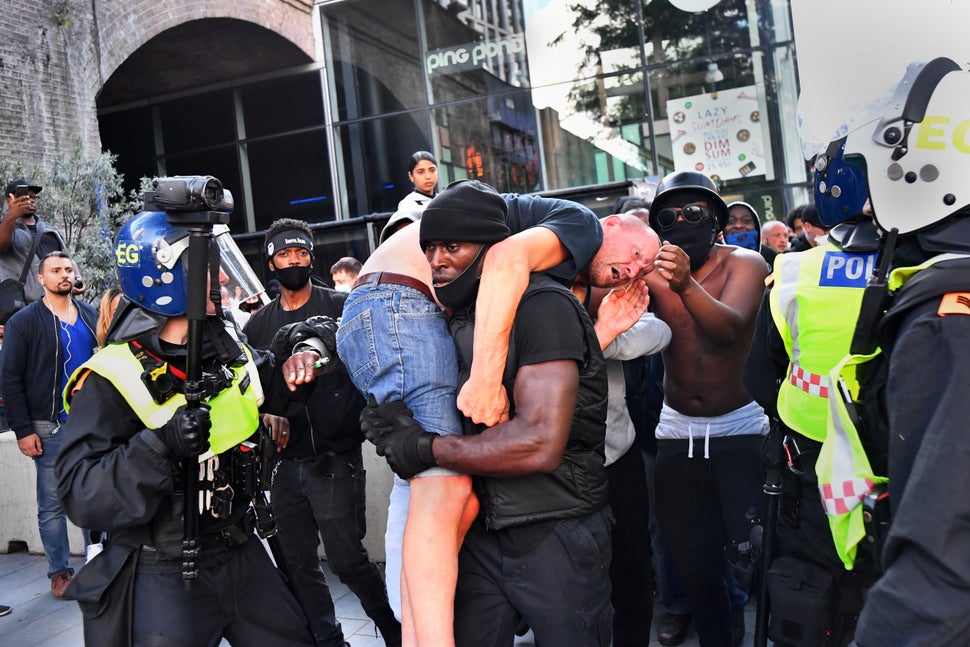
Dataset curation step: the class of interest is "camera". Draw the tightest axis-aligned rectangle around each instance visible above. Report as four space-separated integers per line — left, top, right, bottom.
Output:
150 175 233 212
73 278 84 291
13 185 28 198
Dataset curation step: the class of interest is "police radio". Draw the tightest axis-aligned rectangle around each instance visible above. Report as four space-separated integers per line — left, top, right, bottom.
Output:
850 228 898 355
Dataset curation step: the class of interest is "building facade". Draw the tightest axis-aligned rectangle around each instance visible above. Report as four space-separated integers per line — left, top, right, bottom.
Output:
2 0 807 262
0 0 809 560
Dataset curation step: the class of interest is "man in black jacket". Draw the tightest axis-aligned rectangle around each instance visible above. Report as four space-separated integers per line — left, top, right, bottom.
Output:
244 219 399 647
2 250 97 598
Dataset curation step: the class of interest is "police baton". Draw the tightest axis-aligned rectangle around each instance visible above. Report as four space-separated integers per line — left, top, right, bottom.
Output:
754 416 785 647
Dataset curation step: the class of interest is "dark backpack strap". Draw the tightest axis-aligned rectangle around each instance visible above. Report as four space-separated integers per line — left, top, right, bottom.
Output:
18 219 46 284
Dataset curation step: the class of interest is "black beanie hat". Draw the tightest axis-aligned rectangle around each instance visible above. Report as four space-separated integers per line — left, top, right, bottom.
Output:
420 180 509 246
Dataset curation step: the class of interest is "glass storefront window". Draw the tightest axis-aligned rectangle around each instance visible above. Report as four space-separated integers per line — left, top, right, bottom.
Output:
241 72 324 138
432 90 540 194
159 90 235 154
334 112 434 216
320 1 425 119
247 130 333 231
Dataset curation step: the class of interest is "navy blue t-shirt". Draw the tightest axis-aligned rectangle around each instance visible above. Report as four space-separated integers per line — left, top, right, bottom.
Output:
503 194 602 282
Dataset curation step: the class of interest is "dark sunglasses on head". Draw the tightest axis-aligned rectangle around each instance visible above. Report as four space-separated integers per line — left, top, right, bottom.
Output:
655 203 711 229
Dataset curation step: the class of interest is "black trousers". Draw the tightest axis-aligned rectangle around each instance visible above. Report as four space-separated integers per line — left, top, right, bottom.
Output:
131 536 315 647
655 435 764 647
271 448 399 646
454 508 614 647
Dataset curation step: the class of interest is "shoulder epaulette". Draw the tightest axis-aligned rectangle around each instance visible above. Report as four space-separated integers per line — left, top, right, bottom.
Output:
937 292 970 317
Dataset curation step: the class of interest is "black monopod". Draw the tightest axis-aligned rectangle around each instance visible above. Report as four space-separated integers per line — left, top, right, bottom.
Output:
155 176 231 587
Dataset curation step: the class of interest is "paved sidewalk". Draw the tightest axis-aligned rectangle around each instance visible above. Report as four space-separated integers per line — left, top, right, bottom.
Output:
0 548 757 646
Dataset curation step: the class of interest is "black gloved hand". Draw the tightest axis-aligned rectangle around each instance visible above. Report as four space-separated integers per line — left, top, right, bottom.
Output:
156 404 212 462
271 315 341 372
360 395 437 479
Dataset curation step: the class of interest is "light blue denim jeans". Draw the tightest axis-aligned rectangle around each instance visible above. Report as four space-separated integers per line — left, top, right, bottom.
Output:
336 282 464 619
32 420 72 578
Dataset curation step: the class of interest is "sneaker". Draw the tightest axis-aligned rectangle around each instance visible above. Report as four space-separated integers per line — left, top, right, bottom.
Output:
658 612 692 646
51 570 72 599
0 604 11 617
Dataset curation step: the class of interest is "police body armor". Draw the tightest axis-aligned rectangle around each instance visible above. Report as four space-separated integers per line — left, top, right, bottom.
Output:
65 336 266 558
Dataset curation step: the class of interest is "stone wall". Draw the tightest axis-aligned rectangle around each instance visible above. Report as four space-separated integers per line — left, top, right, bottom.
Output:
0 0 314 175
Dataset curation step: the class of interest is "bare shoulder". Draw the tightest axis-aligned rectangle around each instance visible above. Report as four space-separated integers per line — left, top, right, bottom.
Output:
718 244 769 277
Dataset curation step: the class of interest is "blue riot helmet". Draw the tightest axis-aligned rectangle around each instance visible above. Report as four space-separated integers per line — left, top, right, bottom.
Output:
814 139 870 228
115 210 191 315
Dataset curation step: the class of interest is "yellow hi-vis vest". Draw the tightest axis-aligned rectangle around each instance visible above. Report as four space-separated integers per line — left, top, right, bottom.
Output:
814 252 970 570
65 342 264 456
768 243 876 442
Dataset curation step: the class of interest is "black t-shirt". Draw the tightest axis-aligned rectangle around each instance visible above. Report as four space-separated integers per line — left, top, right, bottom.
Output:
510 290 586 371
243 286 364 457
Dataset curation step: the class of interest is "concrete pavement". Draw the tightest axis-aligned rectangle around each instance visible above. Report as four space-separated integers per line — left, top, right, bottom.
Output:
0 547 758 646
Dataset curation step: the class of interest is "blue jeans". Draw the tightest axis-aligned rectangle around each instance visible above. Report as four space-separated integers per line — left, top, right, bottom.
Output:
33 420 71 578
336 282 464 619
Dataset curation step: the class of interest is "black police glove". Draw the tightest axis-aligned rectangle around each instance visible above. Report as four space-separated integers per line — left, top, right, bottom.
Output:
156 404 212 462
271 315 341 372
360 396 437 479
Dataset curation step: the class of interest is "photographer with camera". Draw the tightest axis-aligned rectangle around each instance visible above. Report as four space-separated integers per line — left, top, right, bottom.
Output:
0 180 75 319
53 181 334 646
1 250 98 599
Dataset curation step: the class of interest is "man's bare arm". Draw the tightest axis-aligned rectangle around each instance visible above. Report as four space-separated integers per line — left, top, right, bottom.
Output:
458 227 569 426
439 359 578 476
0 197 28 252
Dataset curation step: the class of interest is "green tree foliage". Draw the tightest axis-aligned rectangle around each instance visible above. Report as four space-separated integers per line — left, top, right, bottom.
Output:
1 141 138 301
552 0 752 127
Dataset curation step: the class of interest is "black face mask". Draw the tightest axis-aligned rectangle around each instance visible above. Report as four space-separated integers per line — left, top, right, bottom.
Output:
662 220 715 271
273 264 313 291
433 245 489 310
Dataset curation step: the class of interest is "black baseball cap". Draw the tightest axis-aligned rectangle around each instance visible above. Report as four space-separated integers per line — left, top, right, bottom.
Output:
5 179 42 196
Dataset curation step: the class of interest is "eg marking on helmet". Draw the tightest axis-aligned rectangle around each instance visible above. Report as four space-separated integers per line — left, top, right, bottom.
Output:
914 116 970 153
116 242 140 266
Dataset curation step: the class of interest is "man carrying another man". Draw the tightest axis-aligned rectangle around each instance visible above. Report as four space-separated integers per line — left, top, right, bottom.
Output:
336 180 657 645
362 182 634 645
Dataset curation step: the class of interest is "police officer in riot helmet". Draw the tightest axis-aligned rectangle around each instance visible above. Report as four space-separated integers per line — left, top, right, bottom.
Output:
53 200 337 646
744 139 883 647
837 57 970 647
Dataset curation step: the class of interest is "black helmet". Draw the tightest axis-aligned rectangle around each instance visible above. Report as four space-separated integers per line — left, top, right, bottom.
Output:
649 171 729 232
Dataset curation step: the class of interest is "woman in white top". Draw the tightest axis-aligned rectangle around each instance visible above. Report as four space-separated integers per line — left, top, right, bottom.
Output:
396 151 438 213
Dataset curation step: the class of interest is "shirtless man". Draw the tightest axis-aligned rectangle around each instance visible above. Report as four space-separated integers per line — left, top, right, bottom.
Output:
645 171 770 647
336 179 655 646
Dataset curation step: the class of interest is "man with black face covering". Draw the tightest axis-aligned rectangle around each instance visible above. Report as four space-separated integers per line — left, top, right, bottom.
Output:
336 180 653 646
645 171 770 647
362 182 614 645
243 218 400 647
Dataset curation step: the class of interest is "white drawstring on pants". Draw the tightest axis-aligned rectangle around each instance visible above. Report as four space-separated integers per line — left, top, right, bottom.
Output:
687 422 712 459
